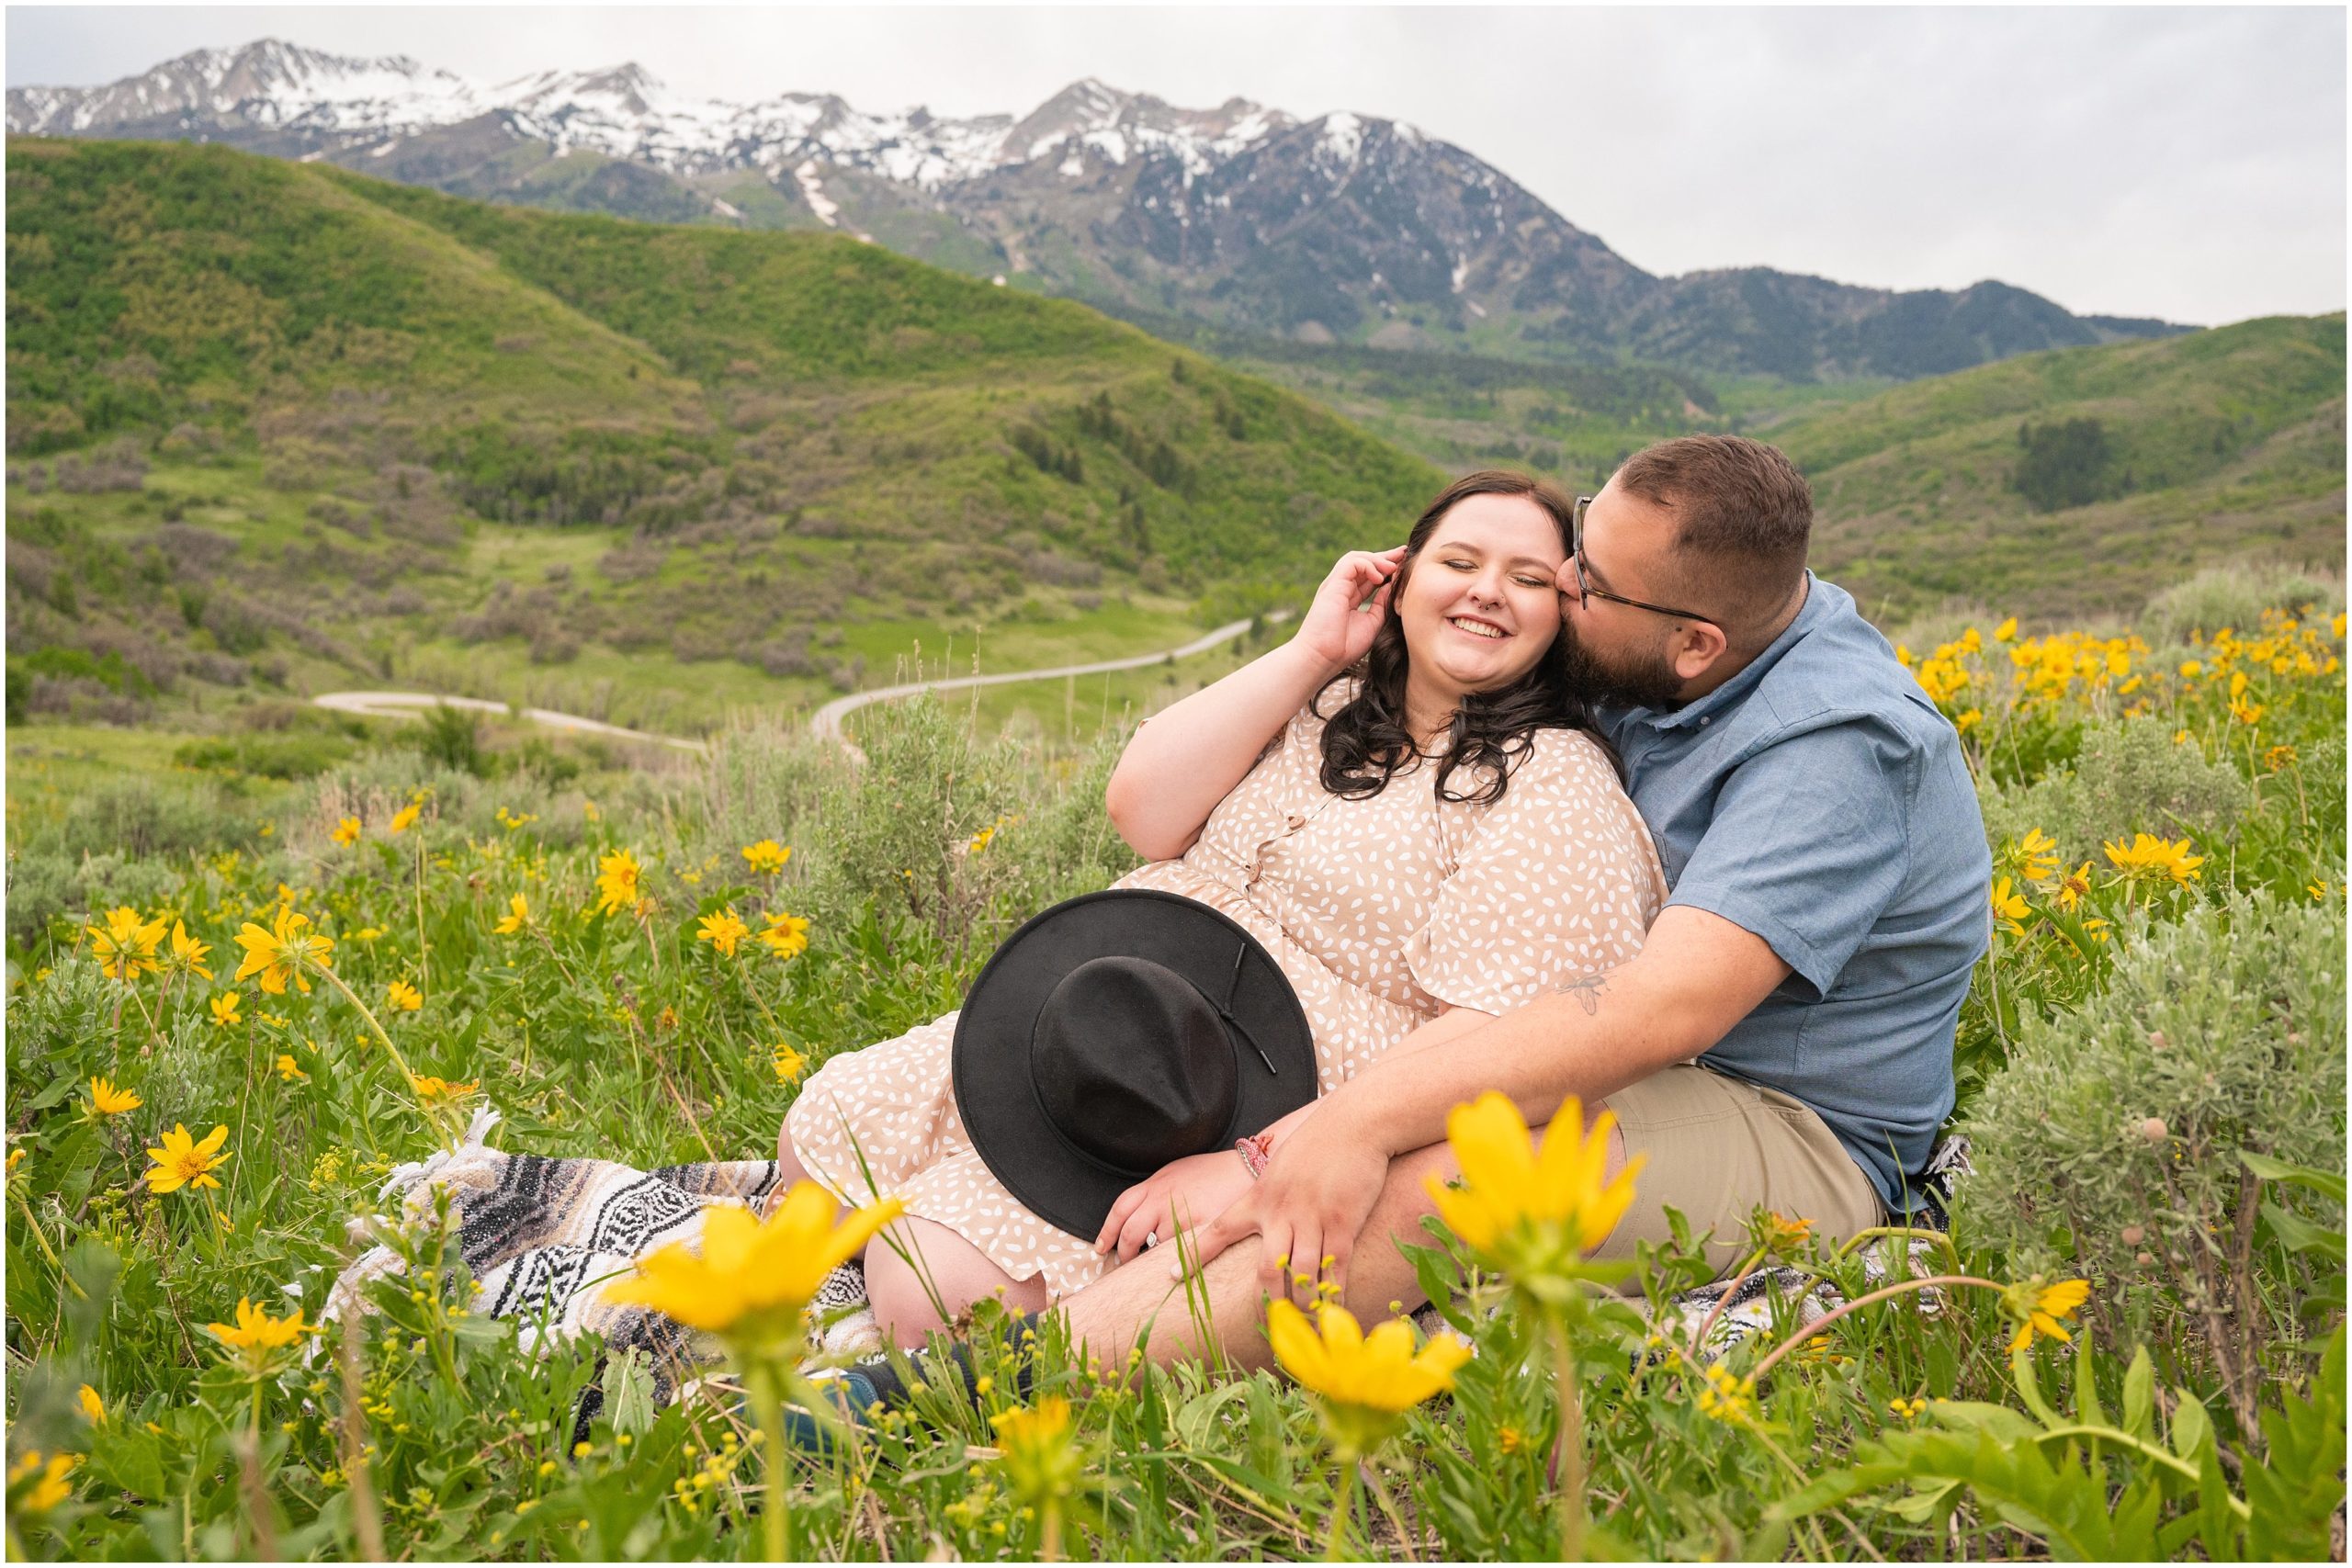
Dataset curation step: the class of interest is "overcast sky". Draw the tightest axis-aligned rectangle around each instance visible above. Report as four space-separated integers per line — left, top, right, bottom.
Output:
9 6 2345 326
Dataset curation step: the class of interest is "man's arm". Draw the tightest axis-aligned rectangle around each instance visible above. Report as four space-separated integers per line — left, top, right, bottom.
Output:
1184 905 1792 1303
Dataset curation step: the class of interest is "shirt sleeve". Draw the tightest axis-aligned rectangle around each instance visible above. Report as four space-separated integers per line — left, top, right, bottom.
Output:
1664 716 1915 1000
1404 729 1666 1015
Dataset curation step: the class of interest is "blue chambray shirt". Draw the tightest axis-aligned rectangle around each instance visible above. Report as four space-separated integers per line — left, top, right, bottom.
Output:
1596 573 1991 1213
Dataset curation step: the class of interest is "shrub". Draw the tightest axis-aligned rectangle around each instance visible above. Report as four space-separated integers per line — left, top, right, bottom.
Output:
418 703 489 778
1957 892 2345 1430
1979 714 2249 865
2140 562 2344 646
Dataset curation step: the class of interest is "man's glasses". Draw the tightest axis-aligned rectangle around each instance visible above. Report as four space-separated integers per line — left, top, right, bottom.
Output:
1570 495 1718 628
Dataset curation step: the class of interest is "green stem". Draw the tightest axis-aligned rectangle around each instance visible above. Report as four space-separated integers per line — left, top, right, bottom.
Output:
749 1363 792 1562
1322 1451 1357 1562
10 1187 87 1299
314 966 422 1109
2007 1339 2064 1427
1547 1310 1586 1562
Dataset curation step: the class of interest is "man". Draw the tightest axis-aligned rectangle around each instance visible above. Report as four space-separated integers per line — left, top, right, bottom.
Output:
1053 433 1992 1368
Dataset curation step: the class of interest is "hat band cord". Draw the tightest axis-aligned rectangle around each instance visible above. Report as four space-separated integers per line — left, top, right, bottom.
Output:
1216 943 1281 1077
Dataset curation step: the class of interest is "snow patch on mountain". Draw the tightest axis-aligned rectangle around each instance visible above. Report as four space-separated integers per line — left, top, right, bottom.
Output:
792 161 839 226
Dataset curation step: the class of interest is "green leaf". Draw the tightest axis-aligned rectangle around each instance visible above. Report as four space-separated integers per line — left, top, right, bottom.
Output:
2240 1151 2347 1204
1927 1399 2041 1442
2120 1347 2155 1443
2071 1337 2107 1429
2257 1201 2346 1260
2169 1389 2212 1462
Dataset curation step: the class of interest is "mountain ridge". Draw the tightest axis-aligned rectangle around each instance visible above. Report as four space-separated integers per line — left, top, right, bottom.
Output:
9 38 2192 381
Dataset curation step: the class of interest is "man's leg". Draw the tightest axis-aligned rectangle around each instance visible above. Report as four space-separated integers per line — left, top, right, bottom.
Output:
1056 1121 1629 1370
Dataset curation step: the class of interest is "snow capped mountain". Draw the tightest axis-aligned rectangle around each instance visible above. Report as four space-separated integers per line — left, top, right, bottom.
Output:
7 39 2187 378
6 40 1295 190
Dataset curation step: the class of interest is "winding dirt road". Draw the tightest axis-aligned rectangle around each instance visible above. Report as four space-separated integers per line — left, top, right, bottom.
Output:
311 612 1283 750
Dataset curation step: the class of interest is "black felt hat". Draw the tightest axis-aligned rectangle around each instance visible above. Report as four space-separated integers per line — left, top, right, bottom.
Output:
951 889 1317 1240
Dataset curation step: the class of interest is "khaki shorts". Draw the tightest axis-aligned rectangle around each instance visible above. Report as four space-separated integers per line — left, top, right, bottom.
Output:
1587 1064 1886 1281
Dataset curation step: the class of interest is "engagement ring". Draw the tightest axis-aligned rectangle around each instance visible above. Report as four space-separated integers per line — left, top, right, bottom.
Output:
1144 1230 1159 1249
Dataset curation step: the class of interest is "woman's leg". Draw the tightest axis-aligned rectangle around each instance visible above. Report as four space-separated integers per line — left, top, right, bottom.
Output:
865 1215 1049 1345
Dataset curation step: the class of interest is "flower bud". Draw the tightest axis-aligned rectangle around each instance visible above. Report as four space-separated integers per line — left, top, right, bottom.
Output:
2138 1117 2169 1145
2120 1224 2145 1247
2147 1031 2167 1052
2135 1251 2155 1266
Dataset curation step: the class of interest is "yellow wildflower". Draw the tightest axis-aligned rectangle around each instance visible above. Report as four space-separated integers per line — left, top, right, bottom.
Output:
232 906 334 996
741 840 792 874
386 980 424 1012
331 817 362 846
1425 1092 1640 1306
85 1077 141 1118
1990 876 2031 937
164 921 213 980
2177 660 2203 678
757 910 810 959
2009 829 2061 883
1952 708 1983 735
492 893 532 935
605 1184 903 1354
2229 694 2265 727
143 1124 231 1194
410 1076 480 1105
87 906 166 981
276 1055 308 1084
76 1386 105 1426
206 1298 319 1377
8 1450 77 1512
2002 1276 2090 1352
389 803 422 835
209 993 243 1028
1695 1362 1757 1424
772 1043 808 1084
2053 861 2094 912
594 849 643 916
989 1396 1085 1515
695 907 751 959
1268 1299 1471 1456
2103 832 2204 887
2264 744 2298 773
1993 616 2018 643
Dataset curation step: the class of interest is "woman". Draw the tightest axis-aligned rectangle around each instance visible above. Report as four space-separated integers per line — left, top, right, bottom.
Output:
777 470 1665 1343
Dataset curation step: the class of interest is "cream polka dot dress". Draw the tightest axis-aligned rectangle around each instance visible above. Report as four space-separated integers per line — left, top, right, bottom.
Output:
783 691 1667 1298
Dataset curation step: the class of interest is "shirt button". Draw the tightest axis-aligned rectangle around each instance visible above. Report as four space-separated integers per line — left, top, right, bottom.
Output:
1699 716 1710 726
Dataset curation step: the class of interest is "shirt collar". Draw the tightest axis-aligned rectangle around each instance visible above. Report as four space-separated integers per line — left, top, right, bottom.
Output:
1612 570 1826 734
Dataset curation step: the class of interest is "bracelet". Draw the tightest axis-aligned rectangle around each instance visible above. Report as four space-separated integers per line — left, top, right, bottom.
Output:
1234 1132 1274 1179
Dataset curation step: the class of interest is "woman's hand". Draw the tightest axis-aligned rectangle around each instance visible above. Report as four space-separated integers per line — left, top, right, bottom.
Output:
1093 1149 1255 1264
1291 547 1408 673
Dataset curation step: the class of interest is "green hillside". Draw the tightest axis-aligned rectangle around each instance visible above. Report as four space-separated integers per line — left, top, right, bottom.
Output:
1763 313 2346 623
6 139 1442 732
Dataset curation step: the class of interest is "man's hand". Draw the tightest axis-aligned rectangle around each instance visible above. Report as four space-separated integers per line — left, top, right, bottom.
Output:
1094 1149 1254 1264
1181 1105 1390 1303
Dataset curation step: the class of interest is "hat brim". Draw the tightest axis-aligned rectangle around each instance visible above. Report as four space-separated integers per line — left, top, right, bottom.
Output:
953 888 1317 1240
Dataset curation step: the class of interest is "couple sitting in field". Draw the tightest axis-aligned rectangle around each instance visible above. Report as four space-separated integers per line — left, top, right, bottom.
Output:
769 432 1991 1392
360 434 1989 1418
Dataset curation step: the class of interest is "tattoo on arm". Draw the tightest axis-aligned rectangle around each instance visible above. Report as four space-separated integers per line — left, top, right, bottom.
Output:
1553 973 1611 1015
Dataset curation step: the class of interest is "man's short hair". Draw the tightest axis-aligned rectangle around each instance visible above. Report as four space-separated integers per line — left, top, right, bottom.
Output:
1613 435 1812 643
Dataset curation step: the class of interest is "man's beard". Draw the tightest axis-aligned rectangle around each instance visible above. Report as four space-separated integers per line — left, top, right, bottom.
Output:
1558 618 1689 711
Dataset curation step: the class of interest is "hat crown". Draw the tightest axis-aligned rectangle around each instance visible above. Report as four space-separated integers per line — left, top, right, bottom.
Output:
1030 956 1238 1178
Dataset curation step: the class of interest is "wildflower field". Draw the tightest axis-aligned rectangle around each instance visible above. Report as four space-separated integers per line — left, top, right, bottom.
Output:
5 564 2346 1561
